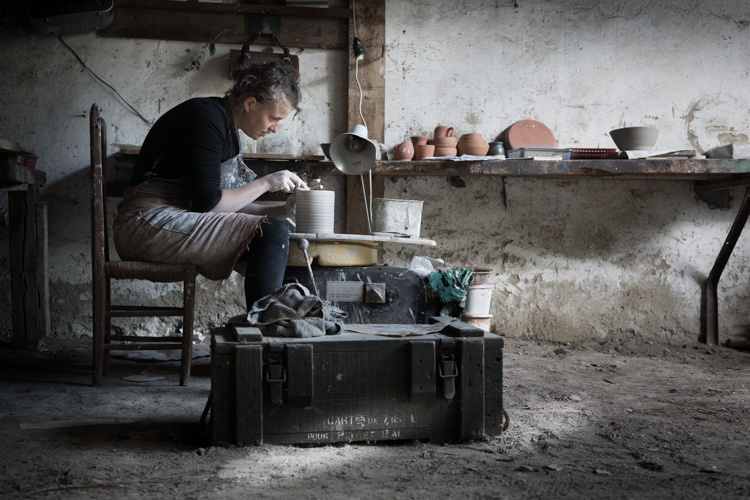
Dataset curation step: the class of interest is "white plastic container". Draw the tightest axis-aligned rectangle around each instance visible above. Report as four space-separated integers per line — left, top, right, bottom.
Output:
464 284 493 315
371 198 423 238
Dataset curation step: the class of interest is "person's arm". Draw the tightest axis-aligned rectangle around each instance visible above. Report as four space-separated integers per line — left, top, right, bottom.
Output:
209 170 306 214
239 202 288 218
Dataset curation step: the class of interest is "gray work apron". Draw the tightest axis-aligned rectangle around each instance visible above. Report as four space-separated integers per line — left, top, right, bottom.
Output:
113 154 265 280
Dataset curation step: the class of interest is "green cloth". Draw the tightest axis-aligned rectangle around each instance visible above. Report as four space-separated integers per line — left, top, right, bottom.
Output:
426 268 474 318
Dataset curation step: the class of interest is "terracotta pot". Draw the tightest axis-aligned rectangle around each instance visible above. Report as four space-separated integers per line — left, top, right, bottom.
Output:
434 125 455 139
459 133 485 143
393 139 414 161
414 144 435 160
410 136 429 146
458 143 489 156
432 137 458 147
433 147 458 157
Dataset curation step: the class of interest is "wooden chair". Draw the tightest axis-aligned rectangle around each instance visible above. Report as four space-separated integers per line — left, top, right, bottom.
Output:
90 103 196 386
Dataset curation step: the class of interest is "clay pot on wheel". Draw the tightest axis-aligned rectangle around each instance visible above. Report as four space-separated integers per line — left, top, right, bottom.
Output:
393 139 414 161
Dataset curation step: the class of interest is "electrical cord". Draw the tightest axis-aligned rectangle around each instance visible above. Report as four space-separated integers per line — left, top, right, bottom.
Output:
58 36 154 126
351 0 372 224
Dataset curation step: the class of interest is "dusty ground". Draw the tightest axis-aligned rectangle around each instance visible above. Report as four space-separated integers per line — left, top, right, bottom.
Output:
2 334 750 499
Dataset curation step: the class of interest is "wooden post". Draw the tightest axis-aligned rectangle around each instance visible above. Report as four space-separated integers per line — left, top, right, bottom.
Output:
9 186 39 350
345 0 385 235
36 201 49 340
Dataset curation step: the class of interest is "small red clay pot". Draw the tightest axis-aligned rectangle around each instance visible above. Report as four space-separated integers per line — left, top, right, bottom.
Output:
411 136 429 146
414 144 435 160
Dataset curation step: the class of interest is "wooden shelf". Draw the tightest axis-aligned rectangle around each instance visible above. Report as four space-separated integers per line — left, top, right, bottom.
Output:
236 158 750 183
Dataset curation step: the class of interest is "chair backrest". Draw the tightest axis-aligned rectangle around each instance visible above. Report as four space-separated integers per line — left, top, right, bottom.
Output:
90 104 110 278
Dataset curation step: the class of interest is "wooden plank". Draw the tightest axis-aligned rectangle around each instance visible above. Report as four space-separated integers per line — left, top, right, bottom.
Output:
9 190 38 349
0 138 22 153
345 0 385 235
35 201 49 340
210 353 235 445
243 153 325 161
289 231 436 246
235 345 264 446
0 161 46 186
286 344 314 407
484 338 505 436
694 177 750 192
102 1 349 49
409 340 436 402
112 154 750 181
459 338 485 439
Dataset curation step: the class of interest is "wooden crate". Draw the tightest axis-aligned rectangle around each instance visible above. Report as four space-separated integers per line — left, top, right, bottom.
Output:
210 324 504 445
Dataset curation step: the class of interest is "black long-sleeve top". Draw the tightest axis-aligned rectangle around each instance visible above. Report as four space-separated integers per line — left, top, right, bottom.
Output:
130 97 238 212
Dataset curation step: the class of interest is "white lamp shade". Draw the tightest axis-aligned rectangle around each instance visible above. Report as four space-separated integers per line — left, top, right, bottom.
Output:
330 124 377 175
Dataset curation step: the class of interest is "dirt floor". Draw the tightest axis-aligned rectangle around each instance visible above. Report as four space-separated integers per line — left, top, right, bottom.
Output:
2 334 750 499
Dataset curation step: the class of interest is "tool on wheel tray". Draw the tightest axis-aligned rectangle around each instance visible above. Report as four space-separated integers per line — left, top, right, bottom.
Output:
297 238 320 297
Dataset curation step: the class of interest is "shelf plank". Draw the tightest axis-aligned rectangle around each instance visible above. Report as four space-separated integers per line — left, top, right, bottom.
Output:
114 151 750 183
102 0 349 49
290 232 436 246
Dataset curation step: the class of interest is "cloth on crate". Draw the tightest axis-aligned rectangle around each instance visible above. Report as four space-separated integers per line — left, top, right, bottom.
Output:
247 283 346 338
426 267 474 318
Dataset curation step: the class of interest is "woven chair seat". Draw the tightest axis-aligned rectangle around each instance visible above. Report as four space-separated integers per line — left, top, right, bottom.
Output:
105 260 197 282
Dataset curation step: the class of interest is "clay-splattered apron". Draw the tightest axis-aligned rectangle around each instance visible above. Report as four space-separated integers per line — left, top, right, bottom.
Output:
113 154 265 280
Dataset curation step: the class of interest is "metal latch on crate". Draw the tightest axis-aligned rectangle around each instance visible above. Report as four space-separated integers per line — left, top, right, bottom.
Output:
326 281 387 304
439 354 458 400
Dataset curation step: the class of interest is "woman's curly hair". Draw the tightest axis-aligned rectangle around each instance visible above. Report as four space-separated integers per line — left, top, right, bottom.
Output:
228 61 301 112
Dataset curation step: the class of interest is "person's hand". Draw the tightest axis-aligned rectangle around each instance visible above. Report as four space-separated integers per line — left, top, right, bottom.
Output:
264 170 307 193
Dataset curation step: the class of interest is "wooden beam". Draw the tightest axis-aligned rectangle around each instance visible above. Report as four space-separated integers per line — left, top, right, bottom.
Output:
102 0 350 49
345 0 386 235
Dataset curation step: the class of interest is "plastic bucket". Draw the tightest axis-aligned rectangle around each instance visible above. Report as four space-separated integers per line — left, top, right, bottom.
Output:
464 284 493 315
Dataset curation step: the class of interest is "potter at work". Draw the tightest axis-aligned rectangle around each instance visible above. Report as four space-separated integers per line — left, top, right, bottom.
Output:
114 61 307 310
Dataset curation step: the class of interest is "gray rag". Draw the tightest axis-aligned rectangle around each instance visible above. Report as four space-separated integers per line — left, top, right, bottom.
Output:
246 283 346 338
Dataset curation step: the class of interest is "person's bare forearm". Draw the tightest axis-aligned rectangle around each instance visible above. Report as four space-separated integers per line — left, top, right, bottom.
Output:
209 170 306 214
239 202 287 218
209 178 272 213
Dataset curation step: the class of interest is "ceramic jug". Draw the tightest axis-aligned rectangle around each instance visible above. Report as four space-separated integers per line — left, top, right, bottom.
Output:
393 139 414 161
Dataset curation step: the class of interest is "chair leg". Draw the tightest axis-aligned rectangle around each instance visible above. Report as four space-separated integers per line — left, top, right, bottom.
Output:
103 278 112 375
92 281 106 386
180 272 197 386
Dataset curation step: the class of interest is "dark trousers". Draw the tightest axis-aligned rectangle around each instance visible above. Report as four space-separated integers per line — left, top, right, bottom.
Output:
241 218 291 309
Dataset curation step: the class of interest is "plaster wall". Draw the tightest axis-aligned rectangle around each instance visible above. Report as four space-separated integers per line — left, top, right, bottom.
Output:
1 0 749 344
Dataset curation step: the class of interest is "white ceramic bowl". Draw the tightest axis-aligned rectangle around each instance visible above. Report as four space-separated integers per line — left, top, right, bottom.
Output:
609 126 659 151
